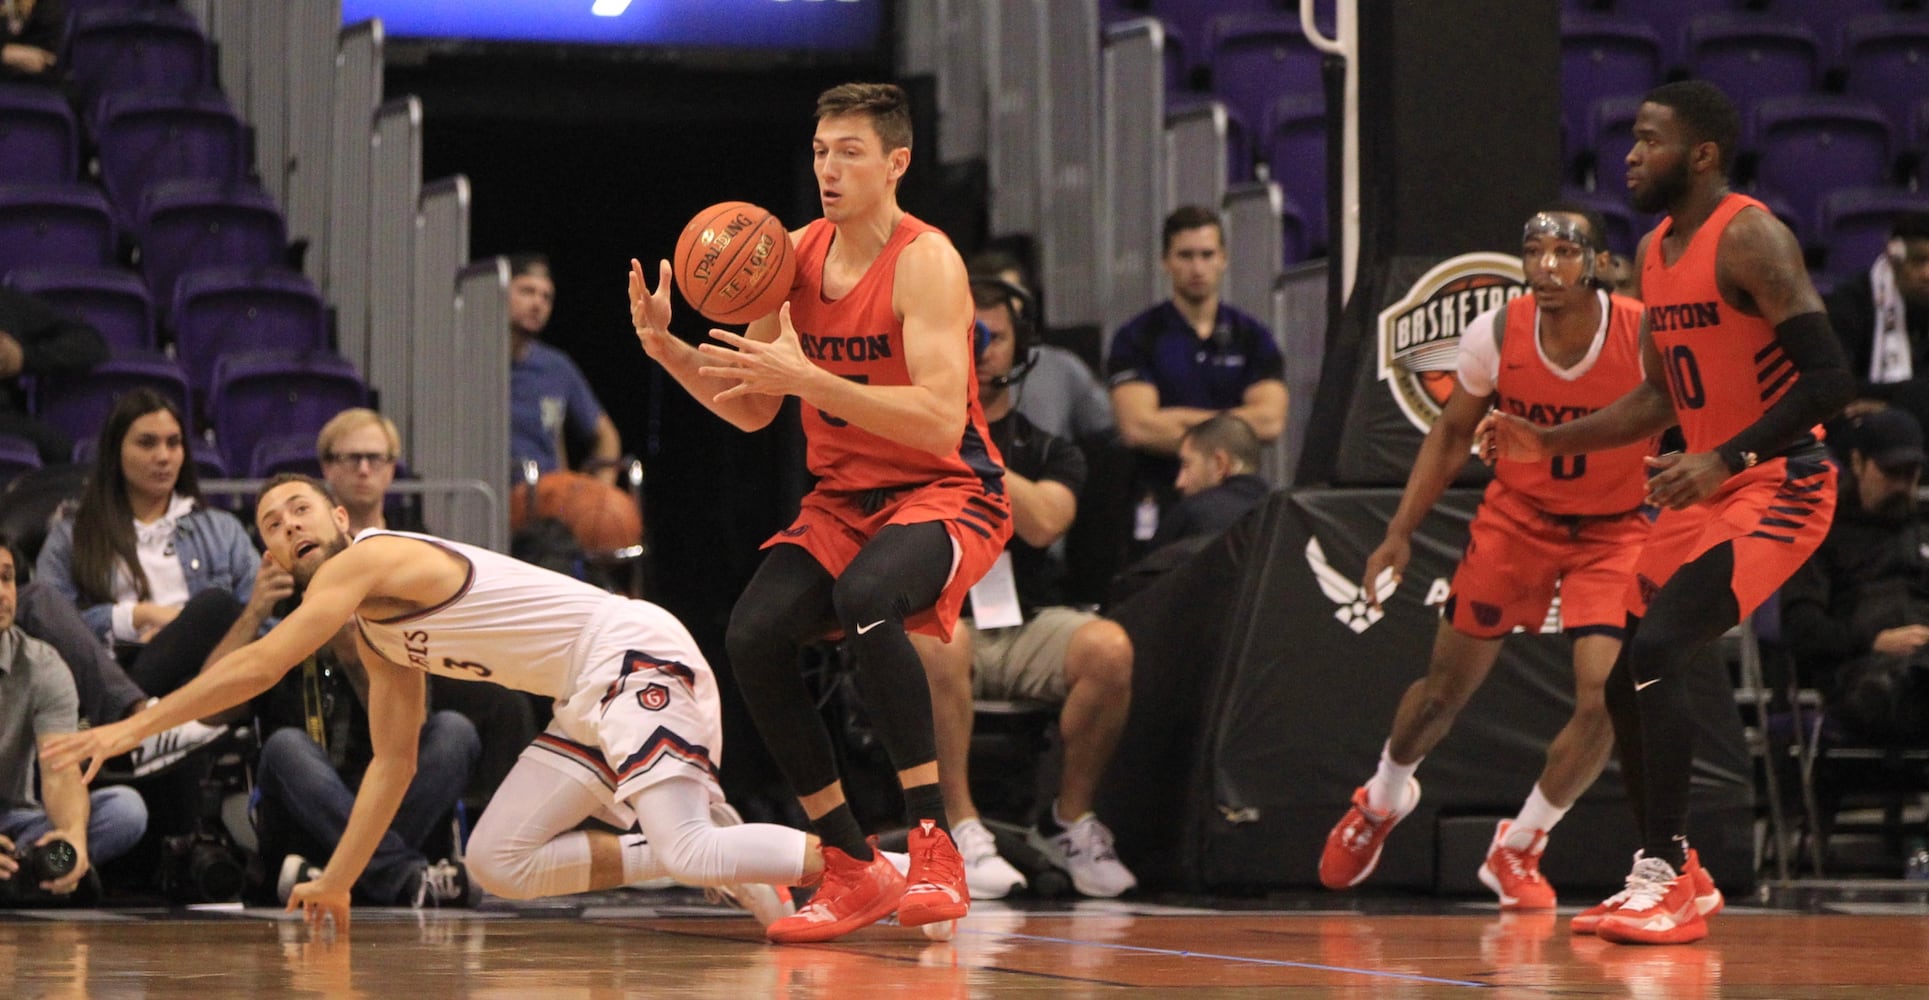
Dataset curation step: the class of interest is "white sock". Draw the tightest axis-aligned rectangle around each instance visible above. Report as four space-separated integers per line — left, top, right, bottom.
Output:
620 833 667 885
1504 785 1569 849
1366 743 1419 815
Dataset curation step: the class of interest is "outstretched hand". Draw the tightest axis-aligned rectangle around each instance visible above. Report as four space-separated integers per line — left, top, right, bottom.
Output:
628 258 678 361
696 302 819 403
40 720 141 783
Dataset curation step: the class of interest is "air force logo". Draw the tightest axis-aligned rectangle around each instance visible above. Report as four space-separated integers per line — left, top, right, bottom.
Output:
1306 538 1399 634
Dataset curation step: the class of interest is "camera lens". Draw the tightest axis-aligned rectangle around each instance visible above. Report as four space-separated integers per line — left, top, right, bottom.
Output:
26 840 77 883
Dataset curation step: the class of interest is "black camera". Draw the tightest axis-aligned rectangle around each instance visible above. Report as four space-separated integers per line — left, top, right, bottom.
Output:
0 838 78 901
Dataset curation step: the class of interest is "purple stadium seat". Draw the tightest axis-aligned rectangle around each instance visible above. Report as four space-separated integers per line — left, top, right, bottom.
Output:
1586 94 1645 199
134 179 286 316
35 349 191 446
1558 185 1650 259
1685 14 1821 105
3 266 154 352
1599 0 1702 71
0 433 44 489
1750 95 1892 238
95 91 246 225
0 184 116 279
1916 95 1929 188
63 5 210 112
208 351 366 474
170 265 328 401
248 432 324 480
1149 0 1274 76
1560 15 1664 172
1203 12 1324 138
0 83 78 184
1261 92 1328 252
1840 14 1929 160
1819 187 1929 279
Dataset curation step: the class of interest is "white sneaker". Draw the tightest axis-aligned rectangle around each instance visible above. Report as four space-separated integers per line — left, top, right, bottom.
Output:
951 818 1026 899
277 854 323 905
129 719 229 777
412 858 475 909
703 800 795 928
1046 813 1138 898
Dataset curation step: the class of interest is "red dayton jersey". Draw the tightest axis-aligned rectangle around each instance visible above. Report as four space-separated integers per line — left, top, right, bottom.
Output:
1641 193 1812 454
1464 291 1654 514
785 215 1004 494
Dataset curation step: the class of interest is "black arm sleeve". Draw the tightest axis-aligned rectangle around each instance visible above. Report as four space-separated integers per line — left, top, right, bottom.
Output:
1714 311 1855 474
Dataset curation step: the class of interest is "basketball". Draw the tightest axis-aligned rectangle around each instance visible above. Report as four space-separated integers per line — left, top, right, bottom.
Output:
512 470 643 553
672 201 795 325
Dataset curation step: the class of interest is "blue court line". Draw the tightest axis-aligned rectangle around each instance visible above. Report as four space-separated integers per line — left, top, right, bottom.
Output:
961 929 1494 989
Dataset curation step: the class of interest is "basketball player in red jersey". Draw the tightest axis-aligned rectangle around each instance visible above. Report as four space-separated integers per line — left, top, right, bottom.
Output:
1483 81 1852 945
1320 206 1656 911
626 83 1010 944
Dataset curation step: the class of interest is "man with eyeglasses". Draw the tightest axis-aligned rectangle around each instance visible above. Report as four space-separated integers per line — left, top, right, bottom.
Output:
317 409 407 535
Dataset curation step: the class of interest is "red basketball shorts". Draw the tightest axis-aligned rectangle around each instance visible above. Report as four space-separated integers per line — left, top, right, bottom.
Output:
1445 483 1653 639
1624 453 1837 620
763 476 1013 641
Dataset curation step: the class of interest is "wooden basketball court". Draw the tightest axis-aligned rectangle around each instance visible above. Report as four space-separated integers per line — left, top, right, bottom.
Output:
9 892 1928 997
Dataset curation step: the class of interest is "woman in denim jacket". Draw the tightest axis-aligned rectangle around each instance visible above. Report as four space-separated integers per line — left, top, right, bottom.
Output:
36 389 283 701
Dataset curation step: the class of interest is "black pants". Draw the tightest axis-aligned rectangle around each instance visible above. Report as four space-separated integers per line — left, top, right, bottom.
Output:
17 580 146 725
118 589 246 697
725 523 953 799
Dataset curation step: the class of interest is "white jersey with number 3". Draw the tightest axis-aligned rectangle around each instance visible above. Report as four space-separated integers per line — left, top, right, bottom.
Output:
351 529 687 699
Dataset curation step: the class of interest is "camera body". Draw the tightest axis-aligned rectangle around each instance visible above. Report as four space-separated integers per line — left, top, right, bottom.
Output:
0 838 78 902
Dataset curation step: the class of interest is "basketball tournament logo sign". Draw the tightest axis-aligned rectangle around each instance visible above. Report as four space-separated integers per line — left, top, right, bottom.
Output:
1376 252 1528 433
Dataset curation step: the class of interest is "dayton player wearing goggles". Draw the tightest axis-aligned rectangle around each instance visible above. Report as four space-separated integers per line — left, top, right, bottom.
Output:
1320 206 1665 911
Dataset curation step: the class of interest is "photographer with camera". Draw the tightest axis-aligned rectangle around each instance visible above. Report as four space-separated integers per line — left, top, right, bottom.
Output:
0 537 148 902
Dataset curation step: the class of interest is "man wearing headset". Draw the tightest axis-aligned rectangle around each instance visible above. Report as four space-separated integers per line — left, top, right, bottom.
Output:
907 277 1140 900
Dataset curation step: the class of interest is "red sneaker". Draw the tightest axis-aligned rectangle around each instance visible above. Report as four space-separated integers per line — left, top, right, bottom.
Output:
765 840 906 944
1594 851 1709 945
897 820 970 927
1318 778 1420 890
1572 848 1722 935
1477 821 1557 910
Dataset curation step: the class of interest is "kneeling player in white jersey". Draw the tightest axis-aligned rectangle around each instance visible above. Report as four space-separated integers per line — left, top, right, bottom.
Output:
43 474 817 934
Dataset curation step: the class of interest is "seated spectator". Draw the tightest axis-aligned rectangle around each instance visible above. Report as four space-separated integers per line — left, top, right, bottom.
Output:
908 279 1138 900
0 536 148 903
254 633 480 910
316 406 534 806
0 0 62 84
1826 213 1929 430
507 254 639 556
35 390 275 743
1105 205 1286 519
966 250 1115 444
0 285 109 464
1152 413 1272 549
16 577 226 766
1781 408 1929 747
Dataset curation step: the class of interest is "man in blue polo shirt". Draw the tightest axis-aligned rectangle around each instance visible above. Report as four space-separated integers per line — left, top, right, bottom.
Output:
1106 206 1287 520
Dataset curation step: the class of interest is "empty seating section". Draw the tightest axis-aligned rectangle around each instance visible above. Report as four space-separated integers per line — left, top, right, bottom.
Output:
1555 2 1929 279
0 84 79 183
208 352 366 475
0 3 371 479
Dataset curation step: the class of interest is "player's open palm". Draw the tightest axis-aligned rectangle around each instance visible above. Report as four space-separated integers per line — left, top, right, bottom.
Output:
700 302 816 401
628 258 677 361
1362 535 1411 611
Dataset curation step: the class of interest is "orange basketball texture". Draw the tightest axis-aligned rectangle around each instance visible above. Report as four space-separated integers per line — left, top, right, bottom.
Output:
512 471 642 553
673 201 795 325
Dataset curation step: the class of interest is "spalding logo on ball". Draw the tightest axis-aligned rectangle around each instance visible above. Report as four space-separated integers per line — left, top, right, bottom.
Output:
673 201 796 325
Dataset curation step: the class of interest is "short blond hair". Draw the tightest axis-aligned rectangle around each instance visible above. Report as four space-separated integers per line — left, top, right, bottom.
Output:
316 407 401 463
